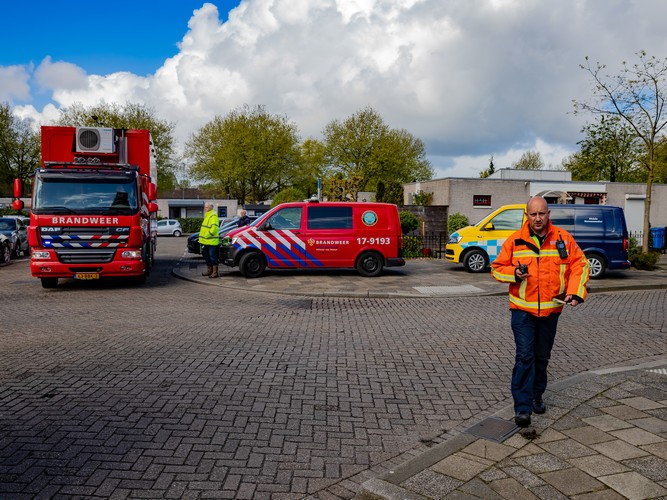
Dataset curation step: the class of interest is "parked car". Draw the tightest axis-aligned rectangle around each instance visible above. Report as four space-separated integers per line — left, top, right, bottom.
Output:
0 216 29 258
3 214 30 226
156 219 182 237
187 216 258 254
0 234 11 264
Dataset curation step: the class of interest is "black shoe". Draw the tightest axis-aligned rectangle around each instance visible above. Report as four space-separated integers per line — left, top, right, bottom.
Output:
533 399 546 414
514 412 531 427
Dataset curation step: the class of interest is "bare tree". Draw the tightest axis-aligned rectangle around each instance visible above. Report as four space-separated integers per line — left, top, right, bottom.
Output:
574 51 667 252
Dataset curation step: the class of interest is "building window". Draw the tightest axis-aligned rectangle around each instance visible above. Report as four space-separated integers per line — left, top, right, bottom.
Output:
473 195 491 207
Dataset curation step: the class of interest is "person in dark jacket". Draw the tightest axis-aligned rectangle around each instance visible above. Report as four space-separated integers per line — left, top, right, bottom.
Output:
237 209 252 227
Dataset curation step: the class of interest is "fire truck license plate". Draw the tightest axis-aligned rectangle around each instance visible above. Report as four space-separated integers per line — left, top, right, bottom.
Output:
75 273 99 280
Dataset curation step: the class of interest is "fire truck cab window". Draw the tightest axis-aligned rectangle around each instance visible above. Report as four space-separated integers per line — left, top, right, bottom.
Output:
34 176 138 214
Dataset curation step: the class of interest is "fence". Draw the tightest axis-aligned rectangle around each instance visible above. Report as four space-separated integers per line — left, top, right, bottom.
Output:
403 231 449 259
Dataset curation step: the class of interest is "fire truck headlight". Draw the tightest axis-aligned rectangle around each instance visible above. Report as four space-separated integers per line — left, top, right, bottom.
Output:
121 250 142 260
32 250 51 259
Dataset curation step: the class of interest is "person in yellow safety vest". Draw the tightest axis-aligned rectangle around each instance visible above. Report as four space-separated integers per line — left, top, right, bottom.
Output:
199 202 220 278
491 196 590 429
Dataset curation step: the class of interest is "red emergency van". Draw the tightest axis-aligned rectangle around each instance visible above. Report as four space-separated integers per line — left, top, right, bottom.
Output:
222 201 405 278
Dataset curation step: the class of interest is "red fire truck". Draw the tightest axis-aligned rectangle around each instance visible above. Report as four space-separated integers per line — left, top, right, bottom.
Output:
13 126 159 288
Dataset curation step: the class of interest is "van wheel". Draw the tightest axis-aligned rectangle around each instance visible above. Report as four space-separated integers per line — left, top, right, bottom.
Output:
41 278 58 288
587 253 605 279
463 249 488 273
240 251 266 278
356 252 383 277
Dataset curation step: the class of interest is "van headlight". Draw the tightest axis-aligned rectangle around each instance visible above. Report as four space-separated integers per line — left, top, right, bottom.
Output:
448 233 462 244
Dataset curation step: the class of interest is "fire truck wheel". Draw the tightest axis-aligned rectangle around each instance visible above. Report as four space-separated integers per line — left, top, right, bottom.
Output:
239 251 266 278
356 251 384 277
41 278 58 288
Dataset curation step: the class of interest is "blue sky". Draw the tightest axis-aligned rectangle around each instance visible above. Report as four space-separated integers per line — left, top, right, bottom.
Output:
1 1 239 76
2 1 667 178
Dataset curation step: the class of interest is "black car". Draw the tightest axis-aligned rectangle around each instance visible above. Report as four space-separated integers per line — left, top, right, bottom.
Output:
186 217 258 254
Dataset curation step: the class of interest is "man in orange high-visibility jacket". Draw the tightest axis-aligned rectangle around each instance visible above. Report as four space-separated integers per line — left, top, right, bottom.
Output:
491 196 590 428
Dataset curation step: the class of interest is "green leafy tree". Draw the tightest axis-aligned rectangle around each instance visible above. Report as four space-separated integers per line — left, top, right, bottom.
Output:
653 136 667 183
0 103 40 197
324 174 363 201
566 116 643 182
271 187 306 207
574 51 667 252
186 105 301 204
479 155 496 178
295 139 327 198
383 180 404 205
512 151 544 170
322 107 433 192
375 180 386 202
56 101 178 190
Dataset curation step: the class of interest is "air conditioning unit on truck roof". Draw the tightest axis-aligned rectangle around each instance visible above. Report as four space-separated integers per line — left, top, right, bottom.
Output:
75 127 115 153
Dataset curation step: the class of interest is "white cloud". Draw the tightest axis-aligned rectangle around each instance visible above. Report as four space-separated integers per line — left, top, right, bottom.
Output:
13 0 667 178
0 65 31 102
34 56 88 91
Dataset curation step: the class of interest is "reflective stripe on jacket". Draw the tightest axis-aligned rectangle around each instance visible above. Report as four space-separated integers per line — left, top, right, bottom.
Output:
491 220 590 317
198 210 220 246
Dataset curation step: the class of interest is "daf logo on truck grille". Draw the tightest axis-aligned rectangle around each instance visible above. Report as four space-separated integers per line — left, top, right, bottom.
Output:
41 227 62 234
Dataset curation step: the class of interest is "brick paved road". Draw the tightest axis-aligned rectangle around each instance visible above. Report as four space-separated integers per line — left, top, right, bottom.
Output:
1 238 666 499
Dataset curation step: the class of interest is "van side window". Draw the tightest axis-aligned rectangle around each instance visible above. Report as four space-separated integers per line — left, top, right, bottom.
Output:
307 206 353 229
266 207 302 229
488 209 523 230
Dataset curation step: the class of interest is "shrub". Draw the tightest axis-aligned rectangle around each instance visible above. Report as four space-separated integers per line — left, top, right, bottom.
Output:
448 213 469 234
402 235 424 258
179 217 203 233
630 250 661 270
628 236 641 260
399 211 419 234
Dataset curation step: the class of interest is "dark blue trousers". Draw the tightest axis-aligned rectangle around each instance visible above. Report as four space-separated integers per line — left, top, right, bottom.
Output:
510 309 559 414
202 244 218 267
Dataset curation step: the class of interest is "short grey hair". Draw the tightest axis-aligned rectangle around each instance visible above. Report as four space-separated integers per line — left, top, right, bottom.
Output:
204 202 214 211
